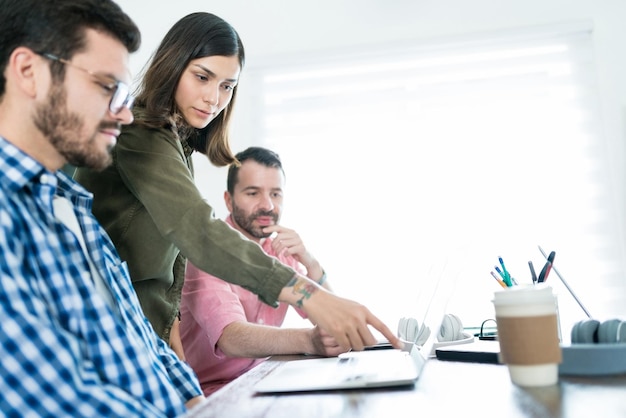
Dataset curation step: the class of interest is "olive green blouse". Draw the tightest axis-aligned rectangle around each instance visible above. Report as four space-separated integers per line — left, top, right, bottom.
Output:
74 110 295 341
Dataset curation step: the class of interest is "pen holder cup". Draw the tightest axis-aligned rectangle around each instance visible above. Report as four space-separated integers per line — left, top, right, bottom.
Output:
492 284 562 387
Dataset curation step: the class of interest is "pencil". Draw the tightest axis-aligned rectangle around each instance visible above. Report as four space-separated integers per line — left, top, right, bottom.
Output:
491 271 508 288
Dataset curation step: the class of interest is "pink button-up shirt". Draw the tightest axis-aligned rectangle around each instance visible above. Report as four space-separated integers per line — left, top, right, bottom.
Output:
180 216 307 396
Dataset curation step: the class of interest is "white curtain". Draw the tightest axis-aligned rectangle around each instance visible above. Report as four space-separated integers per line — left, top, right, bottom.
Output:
234 22 624 339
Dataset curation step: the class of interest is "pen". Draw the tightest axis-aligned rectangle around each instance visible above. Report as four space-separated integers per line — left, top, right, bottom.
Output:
498 257 511 282
491 271 508 288
495 266 512 287
537 251 555 283
544 252 555 282
528 261 537 284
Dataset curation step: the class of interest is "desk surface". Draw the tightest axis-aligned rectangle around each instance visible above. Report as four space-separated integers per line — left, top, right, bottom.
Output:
187 354 626 418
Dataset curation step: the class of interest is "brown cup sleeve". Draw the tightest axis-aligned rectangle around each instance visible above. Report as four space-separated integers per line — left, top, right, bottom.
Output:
496 314 562 365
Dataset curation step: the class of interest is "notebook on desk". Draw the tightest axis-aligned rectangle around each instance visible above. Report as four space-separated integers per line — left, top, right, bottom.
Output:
435 339 501 364
254 256 461 393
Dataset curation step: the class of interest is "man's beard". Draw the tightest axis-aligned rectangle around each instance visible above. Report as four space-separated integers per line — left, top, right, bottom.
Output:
231 204 279 239
33 82 115 171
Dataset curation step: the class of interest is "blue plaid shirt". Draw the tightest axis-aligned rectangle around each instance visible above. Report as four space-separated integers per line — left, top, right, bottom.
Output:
0 136 202 417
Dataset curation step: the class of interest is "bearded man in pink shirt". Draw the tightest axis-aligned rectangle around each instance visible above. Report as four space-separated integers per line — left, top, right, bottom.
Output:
180 146 347 396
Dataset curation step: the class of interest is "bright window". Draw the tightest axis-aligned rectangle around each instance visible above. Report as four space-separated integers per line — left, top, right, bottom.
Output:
225 22 623 339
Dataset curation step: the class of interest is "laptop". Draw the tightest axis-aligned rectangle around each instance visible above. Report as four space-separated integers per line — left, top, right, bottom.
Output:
253 255 460 393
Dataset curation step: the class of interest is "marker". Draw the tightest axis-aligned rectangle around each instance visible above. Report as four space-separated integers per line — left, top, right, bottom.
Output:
495 266 512 287
491 271 508 288
498 257 511 282
543 252 555 282
495 266 505 279
537 251 555 283
528 261 537 284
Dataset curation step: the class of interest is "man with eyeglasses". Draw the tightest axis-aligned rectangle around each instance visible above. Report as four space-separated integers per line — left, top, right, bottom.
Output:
0 0 204 416
39 52 135 118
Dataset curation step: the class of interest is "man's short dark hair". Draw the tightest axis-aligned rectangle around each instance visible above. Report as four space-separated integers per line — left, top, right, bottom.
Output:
227 147 284 194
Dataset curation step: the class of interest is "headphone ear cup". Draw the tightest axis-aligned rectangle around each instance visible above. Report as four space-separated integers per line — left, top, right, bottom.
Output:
450 314 464 339
618 321 626 343
571 319 600 343
438 313 464 342
598 319 626 343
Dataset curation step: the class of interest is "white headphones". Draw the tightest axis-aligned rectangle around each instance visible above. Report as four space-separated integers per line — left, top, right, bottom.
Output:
398 317 431 346
398 313 466 349
438 313 465 342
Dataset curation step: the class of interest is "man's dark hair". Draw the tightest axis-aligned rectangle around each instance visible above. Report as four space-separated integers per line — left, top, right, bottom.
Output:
227 147 284 194
0 0 141 97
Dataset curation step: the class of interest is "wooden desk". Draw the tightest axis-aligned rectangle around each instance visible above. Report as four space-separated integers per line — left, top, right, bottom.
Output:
187 355 626 418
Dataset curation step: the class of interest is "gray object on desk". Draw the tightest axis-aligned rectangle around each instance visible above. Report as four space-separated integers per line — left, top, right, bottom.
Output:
559 344 626 376
436 339 626 376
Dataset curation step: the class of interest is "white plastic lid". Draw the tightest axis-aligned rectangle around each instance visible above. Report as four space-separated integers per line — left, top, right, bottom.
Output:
492 283 555 306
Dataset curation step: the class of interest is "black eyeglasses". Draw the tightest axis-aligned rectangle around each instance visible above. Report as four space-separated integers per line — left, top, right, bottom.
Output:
39 52 134 114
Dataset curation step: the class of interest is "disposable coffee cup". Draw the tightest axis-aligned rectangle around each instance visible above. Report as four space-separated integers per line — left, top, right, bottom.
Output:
492 284 562 387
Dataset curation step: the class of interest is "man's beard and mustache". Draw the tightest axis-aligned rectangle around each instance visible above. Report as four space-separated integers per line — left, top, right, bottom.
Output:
231 205 279 239
33 81 119 171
